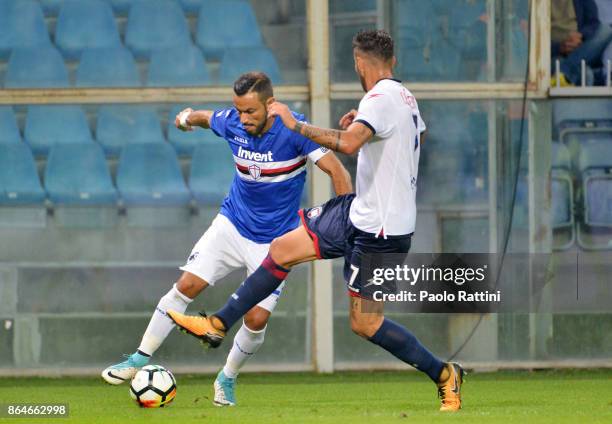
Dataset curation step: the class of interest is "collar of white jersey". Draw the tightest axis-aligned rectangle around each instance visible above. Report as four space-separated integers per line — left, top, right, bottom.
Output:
374 77 402 85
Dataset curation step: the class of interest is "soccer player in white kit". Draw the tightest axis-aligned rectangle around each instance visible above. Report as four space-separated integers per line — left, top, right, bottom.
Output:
101 72 352 407
168 30 465 411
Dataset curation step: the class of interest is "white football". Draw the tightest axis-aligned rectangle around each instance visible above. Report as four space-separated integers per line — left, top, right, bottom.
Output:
129 365 177 408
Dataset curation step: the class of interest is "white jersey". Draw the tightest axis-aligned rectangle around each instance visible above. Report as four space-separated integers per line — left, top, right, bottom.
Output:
349 78 425 236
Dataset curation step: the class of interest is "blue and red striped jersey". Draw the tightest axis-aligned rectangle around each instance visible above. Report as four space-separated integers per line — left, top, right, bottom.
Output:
209 108 327 243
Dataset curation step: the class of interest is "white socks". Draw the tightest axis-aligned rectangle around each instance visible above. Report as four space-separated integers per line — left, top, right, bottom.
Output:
222 322 266 379
138 283 267 377
138 283 193 356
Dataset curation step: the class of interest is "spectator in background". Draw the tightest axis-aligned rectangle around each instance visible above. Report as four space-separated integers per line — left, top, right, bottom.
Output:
594 0 612 81
551 0 612 86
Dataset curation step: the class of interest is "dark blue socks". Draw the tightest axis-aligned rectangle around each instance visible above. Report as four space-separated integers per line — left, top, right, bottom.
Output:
368 318 445 382
214 254 289 330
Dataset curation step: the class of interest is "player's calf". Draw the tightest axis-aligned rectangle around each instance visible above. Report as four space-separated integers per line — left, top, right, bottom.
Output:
349 296 384 338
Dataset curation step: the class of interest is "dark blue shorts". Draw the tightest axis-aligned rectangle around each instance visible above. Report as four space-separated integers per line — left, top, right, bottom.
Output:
299 194 413 299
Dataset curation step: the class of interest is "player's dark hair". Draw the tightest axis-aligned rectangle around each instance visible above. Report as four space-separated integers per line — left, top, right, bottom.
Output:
233 72 274 101
352 29 394 62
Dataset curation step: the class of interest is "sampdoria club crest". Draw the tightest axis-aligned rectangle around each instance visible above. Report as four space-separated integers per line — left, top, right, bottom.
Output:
249 164 261 180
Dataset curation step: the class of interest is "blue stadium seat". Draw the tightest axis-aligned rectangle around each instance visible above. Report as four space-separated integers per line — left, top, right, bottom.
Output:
551 143 574 239
5 46 69 88
0 0 50 60
0 107 21 143
125 0 191 59
552 142 572 170
106 0 134 14
55 0 121 60
117 143 191 205
24 106 93 156
167 105 224 156
179 0 202 13
552 99 612 129
578 137 612 171
96 105 165 156
552 176 572 228
45 144 117 205
40 0 65 15
219 47 282 84
0 143 45 205
76 47 141 87
578 137 612 227
147 45 210 87
557 119 612 147
190 143 235 205
196 0 264 61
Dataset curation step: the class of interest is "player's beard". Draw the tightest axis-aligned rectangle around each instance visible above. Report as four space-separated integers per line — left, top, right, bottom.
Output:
244 119 267 136
252 119 267 136
251 106 270 136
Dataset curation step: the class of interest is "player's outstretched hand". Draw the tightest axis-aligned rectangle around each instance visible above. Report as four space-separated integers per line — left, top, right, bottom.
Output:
176 108 194 131
268 101 297 130
339 109 358 130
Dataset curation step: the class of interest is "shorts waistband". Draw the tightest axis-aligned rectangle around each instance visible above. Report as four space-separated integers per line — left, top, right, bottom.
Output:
353 227 414 240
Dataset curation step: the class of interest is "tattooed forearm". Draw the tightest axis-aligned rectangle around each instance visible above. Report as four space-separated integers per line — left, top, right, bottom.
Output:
293 121 343 152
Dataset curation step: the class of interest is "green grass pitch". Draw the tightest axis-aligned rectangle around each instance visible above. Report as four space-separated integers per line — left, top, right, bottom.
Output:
1 370 610 423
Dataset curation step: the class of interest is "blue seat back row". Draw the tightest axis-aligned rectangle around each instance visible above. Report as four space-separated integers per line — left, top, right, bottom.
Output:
2 0 268 61
0 142 236 207
2 44 281 88
0 105 227 157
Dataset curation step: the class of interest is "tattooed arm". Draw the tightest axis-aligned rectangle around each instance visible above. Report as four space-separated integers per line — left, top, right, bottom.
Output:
267 101 373 155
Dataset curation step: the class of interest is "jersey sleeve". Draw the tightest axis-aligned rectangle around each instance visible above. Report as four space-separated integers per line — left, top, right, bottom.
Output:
354 93 389 136
209 108 232 138
417 113 426 133
292 112 330 163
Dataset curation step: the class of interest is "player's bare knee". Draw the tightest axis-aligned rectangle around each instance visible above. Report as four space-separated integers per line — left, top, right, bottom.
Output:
244 308 270 331
269 238 290 267
350 314 383 339
350 319 373 338
176 272 208 298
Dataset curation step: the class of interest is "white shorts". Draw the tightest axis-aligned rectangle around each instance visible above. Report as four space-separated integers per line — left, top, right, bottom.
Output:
180 214 285 313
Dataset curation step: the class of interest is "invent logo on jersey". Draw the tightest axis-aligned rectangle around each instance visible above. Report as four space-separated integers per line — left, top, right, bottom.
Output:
237 146 274 162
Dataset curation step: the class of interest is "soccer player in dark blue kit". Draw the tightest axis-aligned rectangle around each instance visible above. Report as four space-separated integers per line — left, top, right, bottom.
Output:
169 30 465 411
